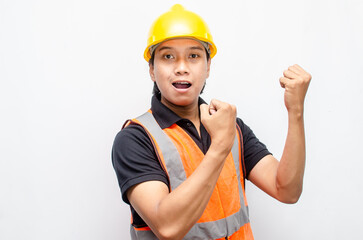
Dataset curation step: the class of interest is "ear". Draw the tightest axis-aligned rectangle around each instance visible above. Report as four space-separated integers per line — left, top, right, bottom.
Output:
206 58 211 79
149 63 156 82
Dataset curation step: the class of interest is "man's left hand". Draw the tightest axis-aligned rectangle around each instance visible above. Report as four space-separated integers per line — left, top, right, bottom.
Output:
279 64 312 114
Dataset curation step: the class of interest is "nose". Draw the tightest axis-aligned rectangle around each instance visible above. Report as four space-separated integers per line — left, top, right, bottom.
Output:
174 58 189 76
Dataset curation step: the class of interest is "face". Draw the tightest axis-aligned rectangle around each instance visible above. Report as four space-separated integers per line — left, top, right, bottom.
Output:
149 38 211 109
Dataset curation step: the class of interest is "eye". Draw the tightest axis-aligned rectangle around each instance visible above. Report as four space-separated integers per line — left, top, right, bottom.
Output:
190 53 199 59
163 54 174 59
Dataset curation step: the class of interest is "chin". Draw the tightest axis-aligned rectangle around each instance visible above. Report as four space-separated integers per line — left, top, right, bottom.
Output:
162 94 197 107
172 98 194 106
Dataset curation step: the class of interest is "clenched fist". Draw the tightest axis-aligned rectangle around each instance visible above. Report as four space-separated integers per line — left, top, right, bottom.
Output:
279 64 312 115
200 99 236 155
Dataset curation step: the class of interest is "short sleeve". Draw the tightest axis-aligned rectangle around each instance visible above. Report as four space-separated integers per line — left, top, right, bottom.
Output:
111 123 169 204
236 118 272 178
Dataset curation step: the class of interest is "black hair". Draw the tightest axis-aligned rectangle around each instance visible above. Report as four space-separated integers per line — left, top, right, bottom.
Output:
149 48 210 95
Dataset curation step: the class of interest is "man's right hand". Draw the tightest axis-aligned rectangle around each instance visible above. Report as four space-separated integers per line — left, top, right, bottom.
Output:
200 99 237 155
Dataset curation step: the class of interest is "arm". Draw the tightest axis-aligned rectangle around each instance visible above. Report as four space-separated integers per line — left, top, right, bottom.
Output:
249 64 311 204
127 100 236 240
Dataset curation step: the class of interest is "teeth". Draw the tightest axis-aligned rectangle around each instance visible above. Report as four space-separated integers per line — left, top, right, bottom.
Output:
174 82 190 84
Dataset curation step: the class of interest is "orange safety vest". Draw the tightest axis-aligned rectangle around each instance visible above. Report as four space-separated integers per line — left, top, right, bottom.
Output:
124 111 254 240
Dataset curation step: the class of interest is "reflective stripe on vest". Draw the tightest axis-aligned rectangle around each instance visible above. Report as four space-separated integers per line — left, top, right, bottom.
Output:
129 111 253 240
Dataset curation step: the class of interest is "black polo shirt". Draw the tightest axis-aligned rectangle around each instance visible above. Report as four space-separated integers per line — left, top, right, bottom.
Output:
112 94 271 227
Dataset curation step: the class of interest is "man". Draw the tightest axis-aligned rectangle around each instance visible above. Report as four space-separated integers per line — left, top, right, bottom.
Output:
112 4 311 240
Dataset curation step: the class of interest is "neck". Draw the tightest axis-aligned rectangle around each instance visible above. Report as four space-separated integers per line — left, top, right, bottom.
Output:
161 96 201 133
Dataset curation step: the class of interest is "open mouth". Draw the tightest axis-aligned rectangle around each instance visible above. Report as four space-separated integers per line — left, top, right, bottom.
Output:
172 81 192 89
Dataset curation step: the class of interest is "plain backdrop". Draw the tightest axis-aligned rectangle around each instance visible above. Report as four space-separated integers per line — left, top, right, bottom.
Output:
1 0 362 239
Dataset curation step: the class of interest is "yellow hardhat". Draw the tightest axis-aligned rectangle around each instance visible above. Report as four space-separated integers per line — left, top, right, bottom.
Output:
144 4 217 62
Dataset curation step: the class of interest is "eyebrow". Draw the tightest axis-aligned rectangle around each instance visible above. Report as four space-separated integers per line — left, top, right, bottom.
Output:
157 46 204 52
157 46 172 52
189 46 204 51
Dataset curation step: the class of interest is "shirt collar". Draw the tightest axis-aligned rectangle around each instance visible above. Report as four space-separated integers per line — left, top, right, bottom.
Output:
150 94 207 129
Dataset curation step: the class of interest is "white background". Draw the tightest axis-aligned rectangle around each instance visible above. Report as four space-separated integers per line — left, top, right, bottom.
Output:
1 0 362 239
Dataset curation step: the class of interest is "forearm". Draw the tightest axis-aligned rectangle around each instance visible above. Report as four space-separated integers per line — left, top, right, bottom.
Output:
276 111 306 203
141 145 229 239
